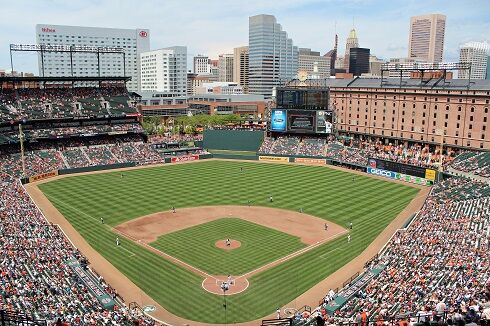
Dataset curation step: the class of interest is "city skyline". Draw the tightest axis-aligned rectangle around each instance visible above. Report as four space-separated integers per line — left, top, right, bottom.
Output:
1 0 489 74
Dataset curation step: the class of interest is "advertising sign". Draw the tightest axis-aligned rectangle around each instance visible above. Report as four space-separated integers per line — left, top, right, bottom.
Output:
366 167 398 179
425 169 436 181
29 170 58 183
170 155 199 163
270 110 287 132
295 157 327 165
258 156 289 163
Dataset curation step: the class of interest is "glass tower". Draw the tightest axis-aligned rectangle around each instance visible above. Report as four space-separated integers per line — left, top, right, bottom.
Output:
249 14 298 98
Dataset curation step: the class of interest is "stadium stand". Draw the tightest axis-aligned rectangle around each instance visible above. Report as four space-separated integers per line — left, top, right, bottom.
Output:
0 86 136 122
258 136 457 170
300 177 490 325
0 133 211 325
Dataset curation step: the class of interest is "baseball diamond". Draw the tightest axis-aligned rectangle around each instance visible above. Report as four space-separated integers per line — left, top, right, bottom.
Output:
27 160 422 324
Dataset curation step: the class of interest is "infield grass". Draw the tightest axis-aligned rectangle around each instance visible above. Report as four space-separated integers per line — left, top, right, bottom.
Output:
38 160 420 323
151 217 305 275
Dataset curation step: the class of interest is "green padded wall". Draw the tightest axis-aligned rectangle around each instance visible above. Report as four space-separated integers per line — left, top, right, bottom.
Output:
203 129 264 151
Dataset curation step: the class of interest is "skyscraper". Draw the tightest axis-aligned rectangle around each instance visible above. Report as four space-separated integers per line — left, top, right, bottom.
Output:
343 29 359 72
140 46 187 95
408 14 446 63
459 42 490 79
218 54 234 82
324 34 338 76
36 24 150 92
248 14 298 98
349 48 370 76
233 46 249 93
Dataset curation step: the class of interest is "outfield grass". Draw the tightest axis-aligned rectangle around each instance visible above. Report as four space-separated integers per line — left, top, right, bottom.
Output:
151 217 305 275
38 160 420 323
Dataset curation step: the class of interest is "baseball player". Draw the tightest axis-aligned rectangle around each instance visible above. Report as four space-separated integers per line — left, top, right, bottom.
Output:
348 234 351 243
116 237 120 246
100 217 104 224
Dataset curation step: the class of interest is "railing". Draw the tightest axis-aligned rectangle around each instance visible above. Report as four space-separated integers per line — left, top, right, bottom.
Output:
0 310 47 325
342 272 360 288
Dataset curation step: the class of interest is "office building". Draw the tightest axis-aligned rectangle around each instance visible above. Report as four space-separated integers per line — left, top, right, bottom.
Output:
140 46 187 95
487 56 490 79
369 55 385 76
218 54 234 82
408 14 446 63
195 82 243 95
343 29 359 72
248 14 298 97
298 48 330 79
459 42 490 79
193 55 210 75
233 46 249 92
35 24 150 92
349 48 370 76
386 57 428 78
324 34 338 75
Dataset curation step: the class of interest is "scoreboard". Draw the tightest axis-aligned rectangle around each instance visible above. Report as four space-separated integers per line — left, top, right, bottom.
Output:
367 158 437 181
271 109 333 134
271 88 333 134
276 88 329 110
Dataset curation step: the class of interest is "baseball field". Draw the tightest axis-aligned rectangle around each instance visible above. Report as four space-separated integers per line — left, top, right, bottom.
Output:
35 160 420 323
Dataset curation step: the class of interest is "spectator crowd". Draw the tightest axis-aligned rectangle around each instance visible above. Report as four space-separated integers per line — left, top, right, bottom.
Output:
303 177 489 325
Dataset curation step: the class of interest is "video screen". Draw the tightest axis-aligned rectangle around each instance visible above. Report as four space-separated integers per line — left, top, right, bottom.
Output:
287 110 315 133
316 110 333 133
270 109 287 132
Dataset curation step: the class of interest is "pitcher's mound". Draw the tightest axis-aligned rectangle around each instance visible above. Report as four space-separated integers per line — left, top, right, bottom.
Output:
215 239 241 250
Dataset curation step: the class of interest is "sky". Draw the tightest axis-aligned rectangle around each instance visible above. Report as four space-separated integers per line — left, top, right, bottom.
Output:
1 0 489 74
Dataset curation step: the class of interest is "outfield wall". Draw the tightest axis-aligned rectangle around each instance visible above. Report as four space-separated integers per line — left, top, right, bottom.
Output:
203 129 264 151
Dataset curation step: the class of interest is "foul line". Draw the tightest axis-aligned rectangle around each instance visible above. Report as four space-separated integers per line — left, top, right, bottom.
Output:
44 193 137 257
42 193 350 285
238 229 349 279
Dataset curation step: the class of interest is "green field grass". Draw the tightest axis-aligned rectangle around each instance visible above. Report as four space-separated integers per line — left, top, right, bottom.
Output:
151 217 305 275
38 160 420 323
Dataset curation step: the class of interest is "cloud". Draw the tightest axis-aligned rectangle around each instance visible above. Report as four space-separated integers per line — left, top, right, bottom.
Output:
0 0 488 74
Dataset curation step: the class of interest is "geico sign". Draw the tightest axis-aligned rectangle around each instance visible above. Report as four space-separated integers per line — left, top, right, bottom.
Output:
368 168 394 178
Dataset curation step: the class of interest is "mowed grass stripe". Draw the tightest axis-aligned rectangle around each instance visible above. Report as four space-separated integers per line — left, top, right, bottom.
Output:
39 160 420 323
151 218 305 275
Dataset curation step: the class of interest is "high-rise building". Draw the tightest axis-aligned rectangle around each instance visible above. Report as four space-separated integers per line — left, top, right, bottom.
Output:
248 14 298 97
298 48 330 79
349 48 370 76
233 46 249 93
459 42 490 80
218 54 234 82
408 14 446 63
343 29 359 72
324 34 338 75
140 46 187 95
35 24 150 92
487 56 490 79
193 55 210 75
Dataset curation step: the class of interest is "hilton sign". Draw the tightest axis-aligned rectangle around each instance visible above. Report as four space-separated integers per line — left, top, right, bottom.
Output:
41 27 56 33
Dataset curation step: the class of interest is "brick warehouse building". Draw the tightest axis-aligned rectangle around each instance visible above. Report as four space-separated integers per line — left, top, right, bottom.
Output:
325 78 490 150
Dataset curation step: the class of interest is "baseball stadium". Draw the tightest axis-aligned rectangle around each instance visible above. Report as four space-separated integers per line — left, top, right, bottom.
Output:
0 46 489 326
